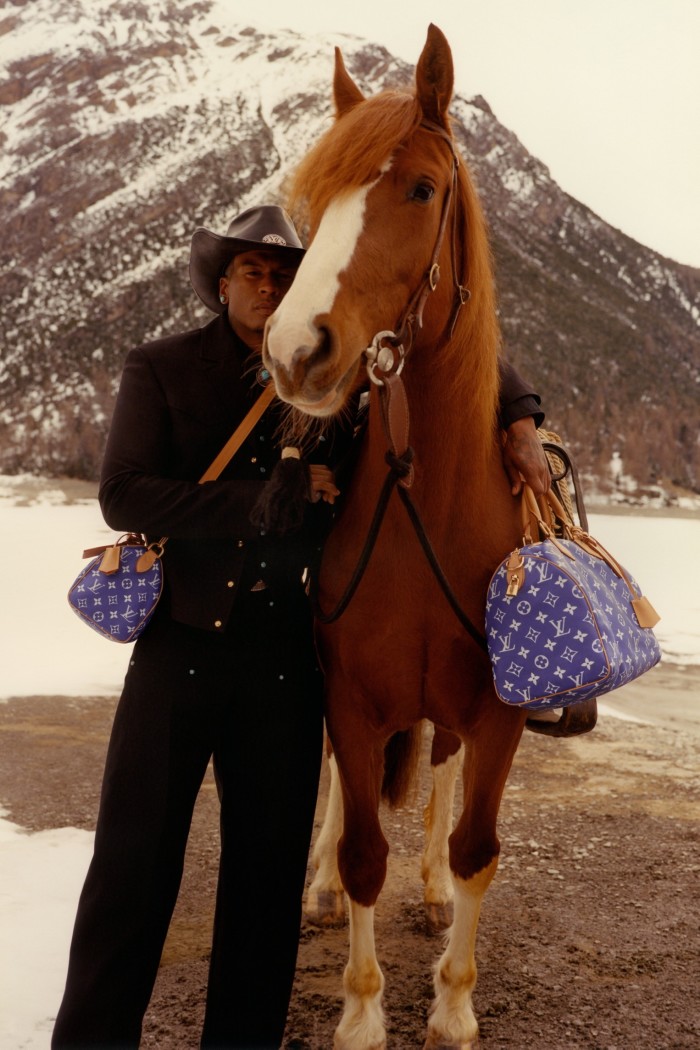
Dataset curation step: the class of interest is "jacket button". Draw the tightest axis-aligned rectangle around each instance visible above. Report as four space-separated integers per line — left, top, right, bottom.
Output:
237 539 244 548
227 580 234 588
214 619 222 628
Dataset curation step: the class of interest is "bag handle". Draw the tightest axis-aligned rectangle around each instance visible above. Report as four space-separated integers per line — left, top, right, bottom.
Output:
519 485 660 629
520 485 569 544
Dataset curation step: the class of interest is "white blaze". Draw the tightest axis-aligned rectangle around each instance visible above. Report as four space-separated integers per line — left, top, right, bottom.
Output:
267 182 376 366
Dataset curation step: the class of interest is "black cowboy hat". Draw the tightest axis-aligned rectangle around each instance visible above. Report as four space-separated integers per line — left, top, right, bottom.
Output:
189 205 306 313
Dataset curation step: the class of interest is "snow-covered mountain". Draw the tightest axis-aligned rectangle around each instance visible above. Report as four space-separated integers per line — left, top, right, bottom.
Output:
1 0 698 497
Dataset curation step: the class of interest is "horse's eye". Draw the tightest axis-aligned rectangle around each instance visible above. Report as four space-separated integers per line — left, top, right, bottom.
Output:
411 183 435 203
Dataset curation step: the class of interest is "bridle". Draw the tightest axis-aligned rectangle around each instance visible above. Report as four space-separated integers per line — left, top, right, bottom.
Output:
365 120 470 392
365 119 470 491
312 121 488 653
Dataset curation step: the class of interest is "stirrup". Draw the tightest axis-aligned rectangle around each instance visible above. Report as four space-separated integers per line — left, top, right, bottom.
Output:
525 699 597 737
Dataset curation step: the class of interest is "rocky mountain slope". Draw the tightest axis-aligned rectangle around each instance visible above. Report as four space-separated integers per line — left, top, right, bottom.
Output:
1 0 698 498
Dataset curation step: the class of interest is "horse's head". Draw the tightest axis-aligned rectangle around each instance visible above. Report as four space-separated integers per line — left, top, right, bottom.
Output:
263 24 496 419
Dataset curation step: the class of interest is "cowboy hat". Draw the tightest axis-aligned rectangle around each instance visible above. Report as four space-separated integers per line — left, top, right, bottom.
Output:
189 205 306 313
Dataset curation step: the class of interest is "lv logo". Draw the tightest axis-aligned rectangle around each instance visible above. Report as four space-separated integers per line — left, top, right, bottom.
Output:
550 617 571 638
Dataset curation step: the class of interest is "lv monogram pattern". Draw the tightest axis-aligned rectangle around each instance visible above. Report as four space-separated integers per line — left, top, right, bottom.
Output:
486 539 661 710
68 545 163 643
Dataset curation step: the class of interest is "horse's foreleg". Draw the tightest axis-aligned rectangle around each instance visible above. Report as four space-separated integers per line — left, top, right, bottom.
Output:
424 858 498 1049
306 750 346 926
425 708 524 1050
334 901 386 1050
422 728 463 931
330 728 389 1050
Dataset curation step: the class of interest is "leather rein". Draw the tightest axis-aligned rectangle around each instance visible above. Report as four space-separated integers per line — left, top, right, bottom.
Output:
311 122 488 653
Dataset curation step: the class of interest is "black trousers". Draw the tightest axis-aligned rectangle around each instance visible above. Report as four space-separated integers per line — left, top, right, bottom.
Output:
52 586 323 1049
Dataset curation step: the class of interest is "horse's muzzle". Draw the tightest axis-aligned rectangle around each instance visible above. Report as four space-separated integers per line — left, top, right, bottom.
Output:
264 317 354 415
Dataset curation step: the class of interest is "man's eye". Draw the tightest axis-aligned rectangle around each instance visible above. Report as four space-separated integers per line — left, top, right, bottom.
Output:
411 183 435 203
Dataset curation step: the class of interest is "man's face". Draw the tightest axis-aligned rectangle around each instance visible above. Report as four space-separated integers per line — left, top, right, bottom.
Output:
219 249 299 350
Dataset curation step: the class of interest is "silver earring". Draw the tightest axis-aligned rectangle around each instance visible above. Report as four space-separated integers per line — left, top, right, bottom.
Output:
219 294 227 304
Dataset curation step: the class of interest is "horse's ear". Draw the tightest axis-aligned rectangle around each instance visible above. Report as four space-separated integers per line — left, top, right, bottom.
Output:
415 23 454 127
333 47 365 116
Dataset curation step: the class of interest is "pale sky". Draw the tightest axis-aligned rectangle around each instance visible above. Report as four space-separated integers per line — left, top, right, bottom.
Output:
251 0 700 269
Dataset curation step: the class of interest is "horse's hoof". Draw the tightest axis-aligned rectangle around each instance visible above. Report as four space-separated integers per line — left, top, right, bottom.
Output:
424 900 454 932
335 1039 386 1050
305 889 346 927
422 1038 478 1050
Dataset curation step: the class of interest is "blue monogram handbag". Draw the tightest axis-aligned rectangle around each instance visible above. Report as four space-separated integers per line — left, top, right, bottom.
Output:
486 487 661 711
66 385 276 643
68 534 164 643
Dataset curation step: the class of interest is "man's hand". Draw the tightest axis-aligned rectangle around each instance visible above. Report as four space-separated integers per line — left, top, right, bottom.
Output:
308 464 340 504
501 416 550 496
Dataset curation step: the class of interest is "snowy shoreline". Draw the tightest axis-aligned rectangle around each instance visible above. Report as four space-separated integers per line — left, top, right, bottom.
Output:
0 477 698 1047
0 476 698 705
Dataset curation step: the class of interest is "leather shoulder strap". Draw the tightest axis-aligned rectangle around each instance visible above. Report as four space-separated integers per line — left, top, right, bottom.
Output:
131 383 277 571
198 383 276 483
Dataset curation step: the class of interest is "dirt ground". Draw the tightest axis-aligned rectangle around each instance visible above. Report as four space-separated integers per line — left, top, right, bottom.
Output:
1 663 699 1049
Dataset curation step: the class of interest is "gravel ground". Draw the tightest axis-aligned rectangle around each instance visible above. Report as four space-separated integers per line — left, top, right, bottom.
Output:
1 663 698 1048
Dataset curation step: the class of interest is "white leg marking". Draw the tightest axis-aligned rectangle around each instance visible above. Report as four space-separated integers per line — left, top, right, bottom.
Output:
427 859 499 1047
306 753 345 918
335 901 386 1050
421 746 463 908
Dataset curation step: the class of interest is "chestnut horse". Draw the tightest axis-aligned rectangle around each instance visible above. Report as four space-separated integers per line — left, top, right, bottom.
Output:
264 25 528 1050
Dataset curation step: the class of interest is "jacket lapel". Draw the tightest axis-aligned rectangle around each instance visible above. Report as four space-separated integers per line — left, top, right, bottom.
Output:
197 312 261 426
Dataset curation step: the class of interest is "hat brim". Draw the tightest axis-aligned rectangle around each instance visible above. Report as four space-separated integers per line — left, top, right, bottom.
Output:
189 229 306 314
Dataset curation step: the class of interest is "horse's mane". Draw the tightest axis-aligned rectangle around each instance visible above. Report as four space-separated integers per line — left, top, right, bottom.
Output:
289 91 423 220
287 87 501 458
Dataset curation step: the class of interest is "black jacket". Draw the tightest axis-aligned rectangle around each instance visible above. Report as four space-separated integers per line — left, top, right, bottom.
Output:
100 312 541 632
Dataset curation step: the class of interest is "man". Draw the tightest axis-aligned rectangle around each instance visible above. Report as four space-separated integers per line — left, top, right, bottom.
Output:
53 205 547 1050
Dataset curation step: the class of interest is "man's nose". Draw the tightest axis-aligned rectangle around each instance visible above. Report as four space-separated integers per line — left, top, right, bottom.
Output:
259 274 283 297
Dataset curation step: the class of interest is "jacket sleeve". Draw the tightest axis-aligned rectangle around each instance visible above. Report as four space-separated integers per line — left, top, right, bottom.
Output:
498 359 545 429
99 348 265 539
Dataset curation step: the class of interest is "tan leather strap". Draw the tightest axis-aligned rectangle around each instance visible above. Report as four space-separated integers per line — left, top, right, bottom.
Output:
139 383 276 567
521 485 571 542
96 384 277 573
198 382 276 483
519 485 660 628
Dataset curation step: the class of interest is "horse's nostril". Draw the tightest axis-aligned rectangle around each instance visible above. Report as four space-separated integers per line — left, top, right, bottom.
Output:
292 326 332 371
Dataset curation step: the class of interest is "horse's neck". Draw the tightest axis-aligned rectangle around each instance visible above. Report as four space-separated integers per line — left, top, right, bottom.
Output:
361 330 509 536
367 363 494 490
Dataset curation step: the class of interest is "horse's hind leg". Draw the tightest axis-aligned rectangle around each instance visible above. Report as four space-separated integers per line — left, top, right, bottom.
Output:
306 746 346 926
425 706 524 1050
422 727 462 931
